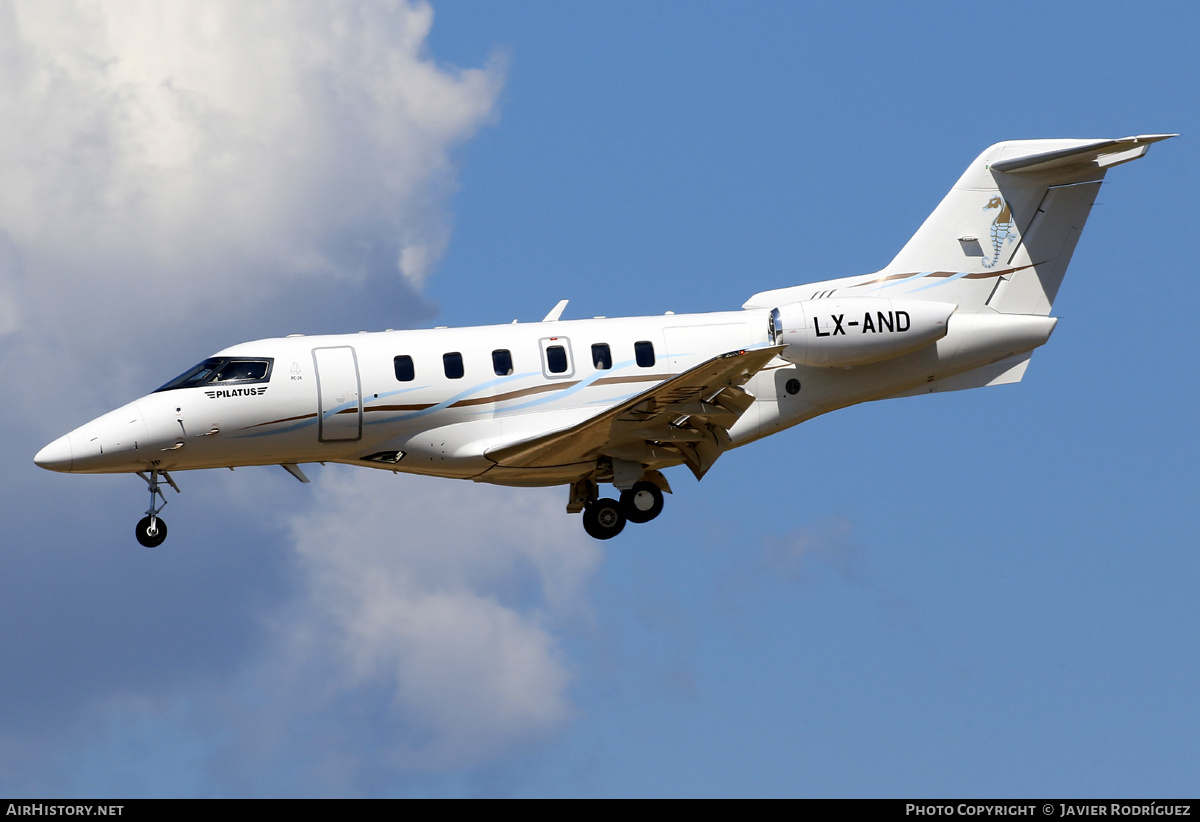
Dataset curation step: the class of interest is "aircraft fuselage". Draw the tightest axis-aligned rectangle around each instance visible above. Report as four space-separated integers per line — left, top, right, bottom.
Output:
34 304 1052 485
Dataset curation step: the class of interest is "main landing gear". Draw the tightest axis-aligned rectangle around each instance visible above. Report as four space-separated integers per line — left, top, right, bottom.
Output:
621 481 664 524
573 475 667 540
135 470 179 547
582 498 626 540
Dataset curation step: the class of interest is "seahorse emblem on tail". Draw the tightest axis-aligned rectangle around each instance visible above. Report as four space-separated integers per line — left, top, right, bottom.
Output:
981 195 1017 269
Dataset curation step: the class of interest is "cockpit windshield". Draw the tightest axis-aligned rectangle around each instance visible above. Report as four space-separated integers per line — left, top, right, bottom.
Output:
154 357 274 392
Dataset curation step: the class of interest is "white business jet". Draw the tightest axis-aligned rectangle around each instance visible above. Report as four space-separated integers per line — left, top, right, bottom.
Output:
35 135 1173 545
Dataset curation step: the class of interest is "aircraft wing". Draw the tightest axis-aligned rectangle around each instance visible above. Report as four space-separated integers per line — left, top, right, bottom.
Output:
486 345 784 479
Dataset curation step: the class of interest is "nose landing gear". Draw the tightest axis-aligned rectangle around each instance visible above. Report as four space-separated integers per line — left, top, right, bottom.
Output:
135 470 179 547
136 515 167 548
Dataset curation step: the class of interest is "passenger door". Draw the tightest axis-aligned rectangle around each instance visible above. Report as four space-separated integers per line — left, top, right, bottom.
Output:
312 346 362 442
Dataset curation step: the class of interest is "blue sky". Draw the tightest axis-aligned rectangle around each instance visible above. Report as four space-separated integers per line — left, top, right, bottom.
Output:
1 0 1197 797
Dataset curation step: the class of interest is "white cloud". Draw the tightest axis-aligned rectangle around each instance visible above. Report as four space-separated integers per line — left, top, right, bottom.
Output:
761 516 864 585
281 468 601 772
0 0 503 350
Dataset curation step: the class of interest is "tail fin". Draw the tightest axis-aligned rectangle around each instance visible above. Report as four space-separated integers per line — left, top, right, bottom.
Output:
877 134 1175 315
742 136 1174 397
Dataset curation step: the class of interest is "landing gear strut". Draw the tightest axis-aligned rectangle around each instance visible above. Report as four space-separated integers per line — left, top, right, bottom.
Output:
135 470 179 547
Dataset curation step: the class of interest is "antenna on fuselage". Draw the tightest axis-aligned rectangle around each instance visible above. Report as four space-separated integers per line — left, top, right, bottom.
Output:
542 299 569 322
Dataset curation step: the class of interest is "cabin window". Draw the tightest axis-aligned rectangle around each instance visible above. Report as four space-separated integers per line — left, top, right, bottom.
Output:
545 345 568 374
492 349 513 376
634 340 656 368
394 355 415 382
538 337 574 379
154 357 274 392
443 352 464 379
592 343 612 370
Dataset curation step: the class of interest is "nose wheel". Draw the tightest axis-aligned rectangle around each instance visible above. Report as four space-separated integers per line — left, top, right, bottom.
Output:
135 470 179 547
135 515 168 547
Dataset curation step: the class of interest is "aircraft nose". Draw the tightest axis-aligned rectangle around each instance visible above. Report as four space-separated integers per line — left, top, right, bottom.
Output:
34 434 73 472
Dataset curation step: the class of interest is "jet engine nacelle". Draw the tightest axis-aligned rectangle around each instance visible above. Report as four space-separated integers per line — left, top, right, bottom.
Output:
772 297 957 367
